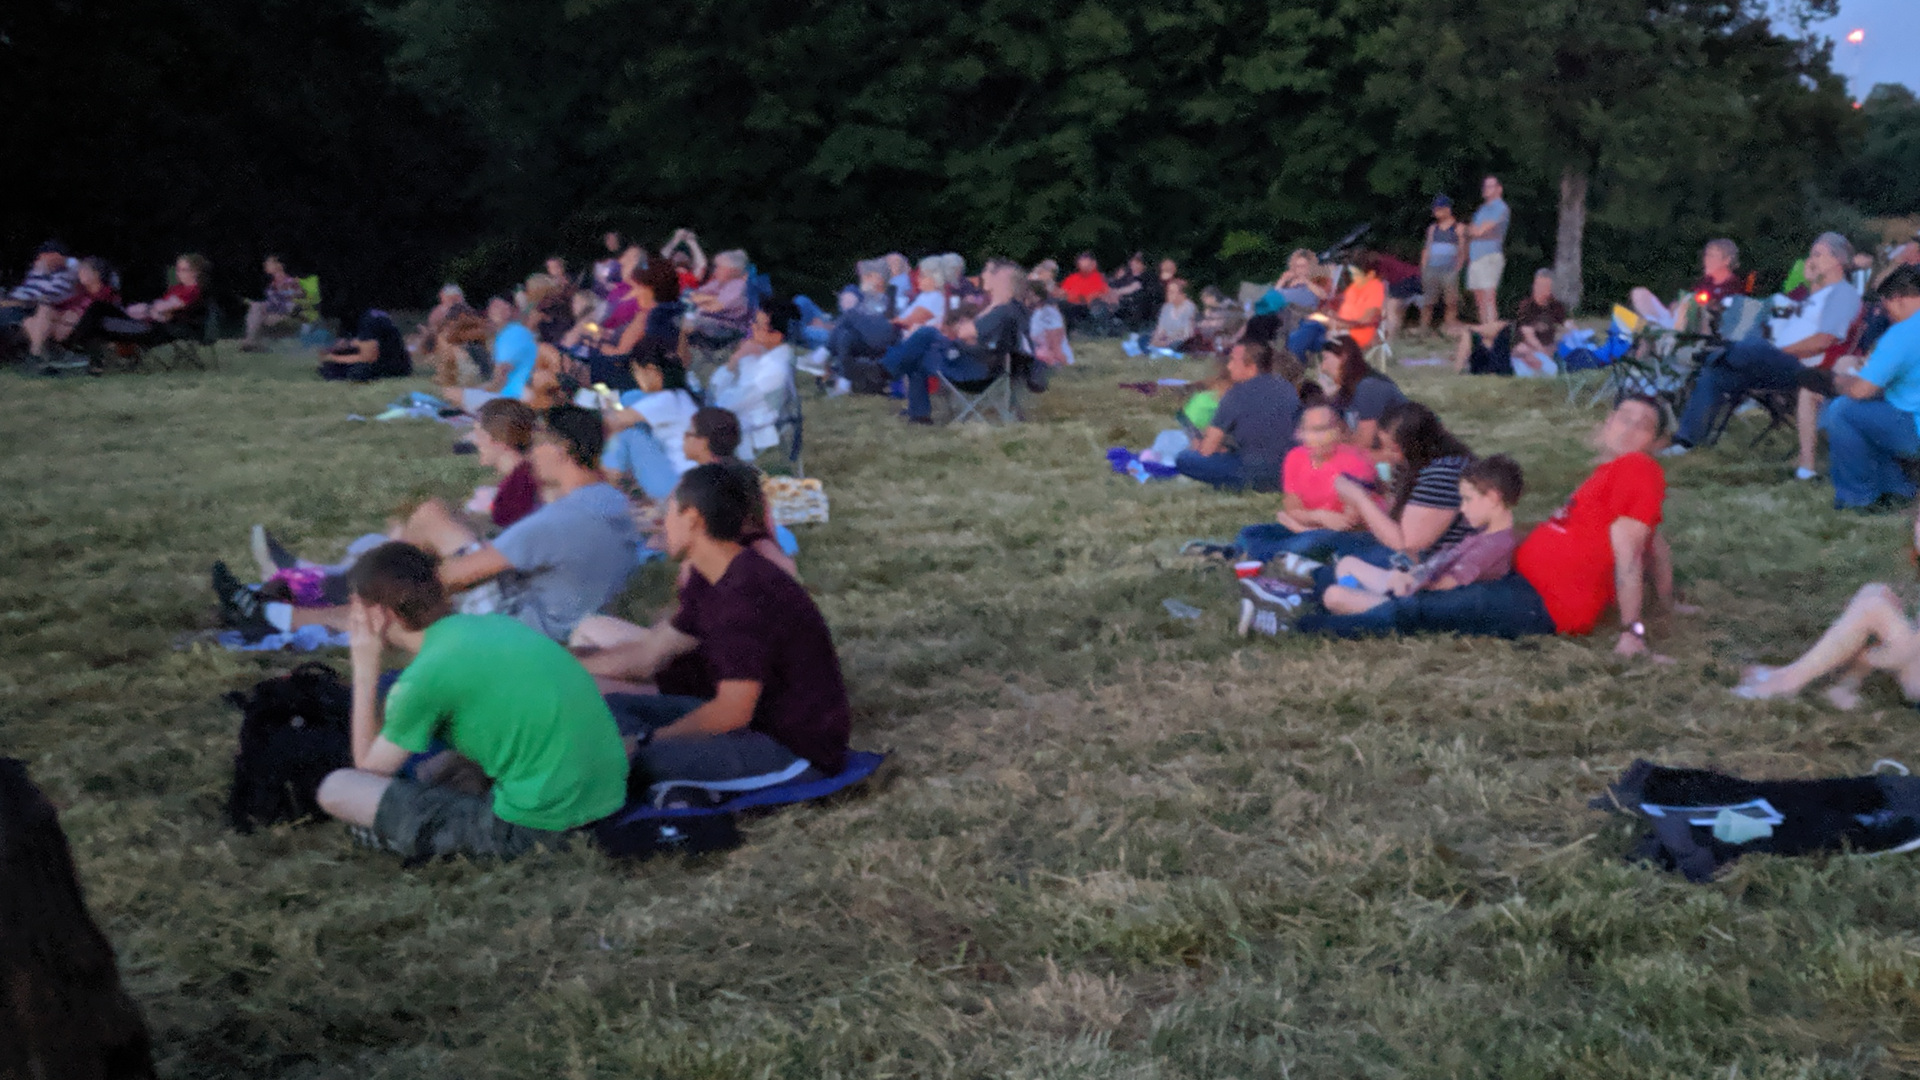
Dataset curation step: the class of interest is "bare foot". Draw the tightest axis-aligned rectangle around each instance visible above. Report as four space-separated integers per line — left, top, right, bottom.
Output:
1823 683 1863 711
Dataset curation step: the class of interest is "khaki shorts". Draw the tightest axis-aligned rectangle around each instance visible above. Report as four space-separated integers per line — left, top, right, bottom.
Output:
1420 266 1461 306
371 778 572 861
1467 253 1506 292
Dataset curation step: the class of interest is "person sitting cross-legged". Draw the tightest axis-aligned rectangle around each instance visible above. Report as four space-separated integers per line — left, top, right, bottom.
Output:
1817 264 1920 511
1289 396 1676 652
313 541 629 862
1234 398 1375 562
580 463 852 795
1173 341 1302 491
318 308 411 382
1668 232 1861 454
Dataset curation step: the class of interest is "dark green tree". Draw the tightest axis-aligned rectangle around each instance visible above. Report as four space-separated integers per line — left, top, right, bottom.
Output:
1836 83 1920 218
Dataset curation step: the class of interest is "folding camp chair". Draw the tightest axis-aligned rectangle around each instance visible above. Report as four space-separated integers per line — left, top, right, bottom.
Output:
93 303 220 374
772 362 805 477
939 350 1023 425
1695 297 1843 457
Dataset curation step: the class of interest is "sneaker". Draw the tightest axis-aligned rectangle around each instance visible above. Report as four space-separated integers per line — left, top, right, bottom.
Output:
796 346 829 377
1237 579 1303 636
1793 467 1819 482
250 525 297 579
826 376 852 398
1265 552 1324 585
1179 539 1240 562
1121 335 1143 357
1658 443 1690 458
211 561 276 642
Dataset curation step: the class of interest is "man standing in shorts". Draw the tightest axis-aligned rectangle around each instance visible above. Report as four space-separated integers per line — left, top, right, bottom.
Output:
315 541 629 861
1466 175 1510 324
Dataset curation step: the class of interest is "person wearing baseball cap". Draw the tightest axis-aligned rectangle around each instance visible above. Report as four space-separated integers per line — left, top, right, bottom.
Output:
1418 196 1465 334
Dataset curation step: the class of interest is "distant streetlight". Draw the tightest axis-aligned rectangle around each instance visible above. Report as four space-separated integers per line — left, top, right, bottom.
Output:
1846 28 1866 44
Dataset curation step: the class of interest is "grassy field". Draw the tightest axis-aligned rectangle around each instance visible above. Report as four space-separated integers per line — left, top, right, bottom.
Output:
7 337 1920 1078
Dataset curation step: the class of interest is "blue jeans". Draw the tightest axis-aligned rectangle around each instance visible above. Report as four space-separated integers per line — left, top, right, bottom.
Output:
1288 320 1329 357
1299 573 1557 639
791 295 833 348
1675 339 1802 447
602 427 680 500
1174 450 1246 489
1236 524 1385 564
881 326 987 419
1821 397 1920 509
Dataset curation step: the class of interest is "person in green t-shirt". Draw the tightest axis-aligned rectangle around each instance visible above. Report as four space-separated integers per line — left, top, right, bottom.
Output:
315 541 629 861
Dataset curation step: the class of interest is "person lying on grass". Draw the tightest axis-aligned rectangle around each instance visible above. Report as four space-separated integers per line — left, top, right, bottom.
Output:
1733 512 1920 707
217 405 636 644
314 541 629 862
1320 454 1522 616
574 463 852 795
1234 401 1376 561
1273 395 1677 654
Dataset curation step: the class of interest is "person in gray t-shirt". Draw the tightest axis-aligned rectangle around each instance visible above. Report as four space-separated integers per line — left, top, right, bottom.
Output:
1174 341 1301 491
402 405 637 642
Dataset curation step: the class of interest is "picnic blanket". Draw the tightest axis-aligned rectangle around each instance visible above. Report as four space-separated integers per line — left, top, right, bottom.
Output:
592 751 887 858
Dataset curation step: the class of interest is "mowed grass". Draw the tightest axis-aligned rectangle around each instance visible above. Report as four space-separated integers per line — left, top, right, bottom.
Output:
7 337 1920 1078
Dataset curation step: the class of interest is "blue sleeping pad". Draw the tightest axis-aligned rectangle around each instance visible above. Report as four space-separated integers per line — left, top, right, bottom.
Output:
591 751 887 858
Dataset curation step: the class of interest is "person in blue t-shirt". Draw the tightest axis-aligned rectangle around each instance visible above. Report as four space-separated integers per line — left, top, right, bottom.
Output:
461 296 540 412
1822 265 1920 511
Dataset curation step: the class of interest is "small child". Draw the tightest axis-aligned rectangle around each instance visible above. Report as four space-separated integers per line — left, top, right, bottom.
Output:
1321 454 1523 615
1276 403 1376 532
1176 359 1233 439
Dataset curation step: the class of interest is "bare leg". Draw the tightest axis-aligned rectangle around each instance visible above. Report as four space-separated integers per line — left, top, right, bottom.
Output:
569 614 652 650
23 306 53 357
289 605 352 632
1333 557 1396 593
395 499 481 558
1740 584 1915 698
1796 390 1823 474
243 301 267 346
1823 655 1873 710
316 769 395 827
1451 327 1472 373
1323 584 1391 615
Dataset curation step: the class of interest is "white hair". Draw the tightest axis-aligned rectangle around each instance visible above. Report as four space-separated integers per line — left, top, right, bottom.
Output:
1813 232 1854 265
917 255 950 289
440 283 464 299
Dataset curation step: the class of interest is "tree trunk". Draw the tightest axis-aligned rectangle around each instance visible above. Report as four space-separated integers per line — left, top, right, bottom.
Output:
1553 165 1588 312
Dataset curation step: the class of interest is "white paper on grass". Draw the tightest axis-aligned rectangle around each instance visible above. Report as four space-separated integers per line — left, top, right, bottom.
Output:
1639 798 1784 827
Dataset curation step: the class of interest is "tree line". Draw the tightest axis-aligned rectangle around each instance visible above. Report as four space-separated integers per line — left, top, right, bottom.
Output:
9 0 1897 318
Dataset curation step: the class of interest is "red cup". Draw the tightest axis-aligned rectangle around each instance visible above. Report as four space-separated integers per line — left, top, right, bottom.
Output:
1233 561 1263 579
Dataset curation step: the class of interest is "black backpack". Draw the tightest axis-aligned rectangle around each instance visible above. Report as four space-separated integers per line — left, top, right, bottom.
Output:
224 663 353 833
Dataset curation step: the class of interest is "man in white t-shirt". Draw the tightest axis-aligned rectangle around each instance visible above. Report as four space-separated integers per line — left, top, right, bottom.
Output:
1670 232 1861 452
708 299 797 455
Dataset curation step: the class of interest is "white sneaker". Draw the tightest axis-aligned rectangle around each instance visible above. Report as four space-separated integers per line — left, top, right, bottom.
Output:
796 346 829 377
1237 580 1303 636
827 377 851 398
1658 444 1690 458
1794 467 1819 481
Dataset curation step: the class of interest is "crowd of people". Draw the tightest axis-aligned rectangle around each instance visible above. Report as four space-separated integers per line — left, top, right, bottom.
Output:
9 190 1920 867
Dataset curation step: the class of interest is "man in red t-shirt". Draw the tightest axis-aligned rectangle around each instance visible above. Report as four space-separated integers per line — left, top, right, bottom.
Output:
1301 396 1673 653
1058 252 1115 334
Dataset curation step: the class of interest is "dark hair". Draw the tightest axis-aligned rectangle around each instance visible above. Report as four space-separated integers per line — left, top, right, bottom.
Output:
0 758 155 1075
1353 251 1383 276
689 406 742 458
943 301 983 329
1462 454 1525 506
538 404 605 469
759 296 799 334
1616 393 1671 437
1379 401 1473 517
1272 346 1305 387
476 398 536 452
1236 339 1276 374
346 542 451 631
630 352 691 393
1324 337 1384 410
1297 383 1331 411
1879 264 1920 300
637 260 680 303
673 462 760 543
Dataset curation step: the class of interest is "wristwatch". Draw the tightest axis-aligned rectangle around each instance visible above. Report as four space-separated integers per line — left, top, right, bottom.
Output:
1624 621 1646 638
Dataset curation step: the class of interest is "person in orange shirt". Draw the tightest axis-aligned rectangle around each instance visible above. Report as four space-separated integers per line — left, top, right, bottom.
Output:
1286 252 1386 358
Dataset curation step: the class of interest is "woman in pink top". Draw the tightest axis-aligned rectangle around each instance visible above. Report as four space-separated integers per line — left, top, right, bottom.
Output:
1236 401 1377 562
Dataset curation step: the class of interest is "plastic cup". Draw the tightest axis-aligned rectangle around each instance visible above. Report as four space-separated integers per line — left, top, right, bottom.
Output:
1234 561 1263 579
